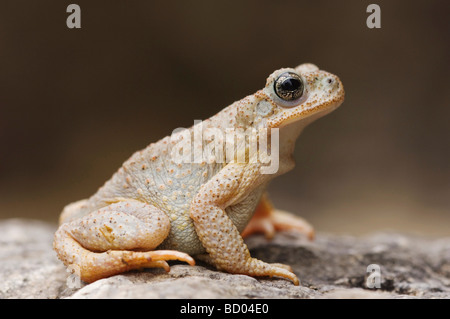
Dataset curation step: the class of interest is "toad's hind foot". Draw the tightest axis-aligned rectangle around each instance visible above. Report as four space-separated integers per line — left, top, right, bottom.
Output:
54 227 195 283
53 199 195 283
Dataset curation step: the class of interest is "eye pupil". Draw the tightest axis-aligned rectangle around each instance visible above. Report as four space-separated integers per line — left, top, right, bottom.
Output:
274 72 304 102
281 78 301 91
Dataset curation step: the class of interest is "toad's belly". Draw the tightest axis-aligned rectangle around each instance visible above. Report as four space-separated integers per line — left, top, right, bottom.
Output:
92 140 267 255
157 185 266 255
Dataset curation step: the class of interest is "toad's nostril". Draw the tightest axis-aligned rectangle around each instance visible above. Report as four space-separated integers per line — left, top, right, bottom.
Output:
327 78 334 84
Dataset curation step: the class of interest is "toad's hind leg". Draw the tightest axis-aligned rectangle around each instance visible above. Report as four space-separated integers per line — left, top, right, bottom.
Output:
53 200 195 283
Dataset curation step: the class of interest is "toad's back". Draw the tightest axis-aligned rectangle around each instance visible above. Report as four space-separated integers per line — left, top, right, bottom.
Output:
61 113 265 255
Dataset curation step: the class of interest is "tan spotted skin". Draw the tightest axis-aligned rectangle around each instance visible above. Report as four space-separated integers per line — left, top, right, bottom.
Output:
53 63 344 284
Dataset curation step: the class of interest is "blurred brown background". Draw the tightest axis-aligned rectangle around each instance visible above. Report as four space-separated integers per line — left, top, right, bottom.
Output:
0 1 449 236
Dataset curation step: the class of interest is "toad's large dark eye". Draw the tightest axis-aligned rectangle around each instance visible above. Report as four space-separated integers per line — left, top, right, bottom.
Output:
274 72 304 101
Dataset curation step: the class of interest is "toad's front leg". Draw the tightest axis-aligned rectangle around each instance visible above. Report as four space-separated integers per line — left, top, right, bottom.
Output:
241 193 315 240
190 164 299 285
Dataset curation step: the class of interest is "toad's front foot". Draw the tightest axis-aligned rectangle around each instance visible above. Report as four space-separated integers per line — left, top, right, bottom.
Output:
241 195 315 240
191 202 299 285
190 165 300 285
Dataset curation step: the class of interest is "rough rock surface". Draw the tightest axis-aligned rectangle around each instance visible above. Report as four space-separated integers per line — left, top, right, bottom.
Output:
1 218 449 299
